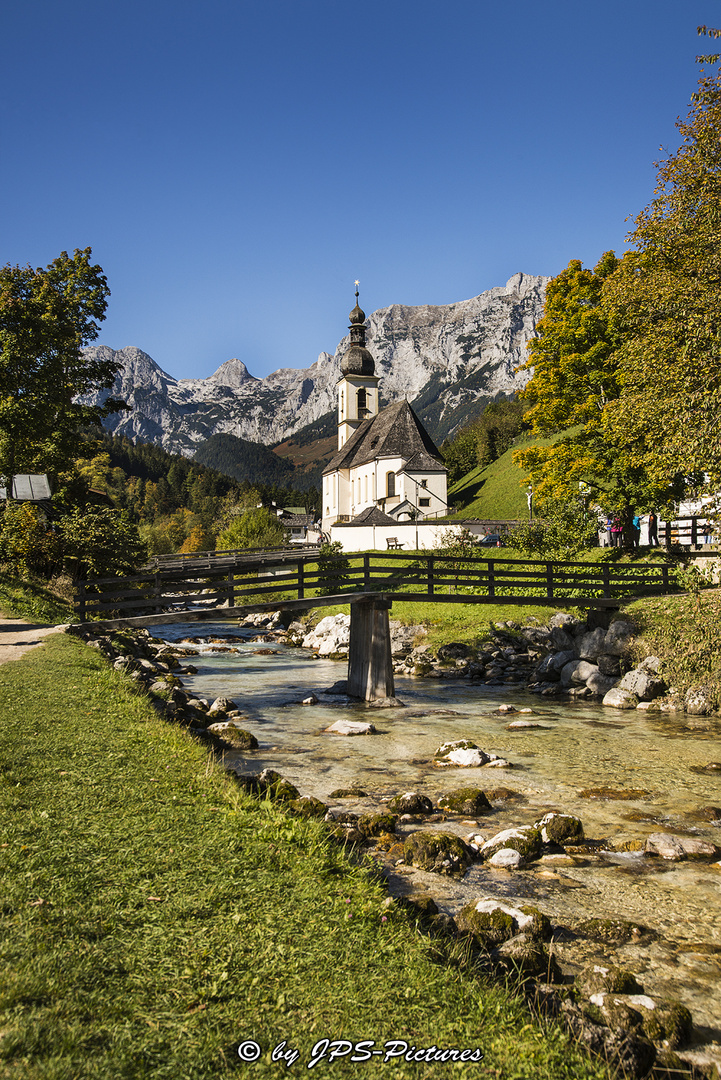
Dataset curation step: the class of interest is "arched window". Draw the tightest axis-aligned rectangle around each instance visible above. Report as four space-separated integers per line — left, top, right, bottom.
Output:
386 471 396 498
357 387 367 417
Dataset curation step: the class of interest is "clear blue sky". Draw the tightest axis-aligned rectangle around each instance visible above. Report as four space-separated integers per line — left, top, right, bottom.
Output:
1 0 718 380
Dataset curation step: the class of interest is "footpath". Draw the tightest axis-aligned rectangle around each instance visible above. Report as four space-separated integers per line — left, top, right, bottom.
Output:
0 616 62 664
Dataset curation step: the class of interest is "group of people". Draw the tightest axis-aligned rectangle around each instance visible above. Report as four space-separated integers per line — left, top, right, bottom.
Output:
603 512 658 548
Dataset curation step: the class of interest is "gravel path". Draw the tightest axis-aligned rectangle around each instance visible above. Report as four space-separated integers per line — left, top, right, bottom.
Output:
0 618 64 665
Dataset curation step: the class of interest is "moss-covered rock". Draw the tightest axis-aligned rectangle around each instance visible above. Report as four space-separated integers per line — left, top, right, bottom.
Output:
535 812 584 845
633 1000 693 1050
578 964 643 996
206 723 259 750
480 826 543 861
387 792 434 815
494 934 563 982
456 899 551 948
288 796 328 819
258 769 300 801
573 918 657 945
403 831 474 875
437 787 492 815
358 812 398 838
433 741 490 768
328 786 368 798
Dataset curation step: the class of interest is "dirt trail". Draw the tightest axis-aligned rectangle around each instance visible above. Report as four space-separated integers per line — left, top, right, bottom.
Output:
0 618 64 665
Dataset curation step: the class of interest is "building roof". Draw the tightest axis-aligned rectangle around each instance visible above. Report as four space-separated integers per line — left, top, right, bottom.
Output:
323 399 445 475
333 506 398 527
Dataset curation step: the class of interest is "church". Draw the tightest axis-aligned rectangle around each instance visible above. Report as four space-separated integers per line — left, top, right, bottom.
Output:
321 288 448 535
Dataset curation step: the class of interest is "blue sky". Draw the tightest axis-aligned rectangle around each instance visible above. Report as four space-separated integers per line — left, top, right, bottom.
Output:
1 0 718 381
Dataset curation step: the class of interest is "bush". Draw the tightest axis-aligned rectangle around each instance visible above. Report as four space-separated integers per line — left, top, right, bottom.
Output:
0 502 62 577
512 500 597 559
216 507 287 551
59 508 147 579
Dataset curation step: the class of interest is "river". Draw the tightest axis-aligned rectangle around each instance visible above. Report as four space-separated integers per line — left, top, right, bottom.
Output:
156 620 721 1052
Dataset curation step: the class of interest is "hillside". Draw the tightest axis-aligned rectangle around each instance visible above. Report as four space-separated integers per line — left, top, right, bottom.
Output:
448 433 558 520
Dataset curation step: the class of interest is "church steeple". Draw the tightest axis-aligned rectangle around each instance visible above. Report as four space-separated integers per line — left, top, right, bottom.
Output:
337 281 379 449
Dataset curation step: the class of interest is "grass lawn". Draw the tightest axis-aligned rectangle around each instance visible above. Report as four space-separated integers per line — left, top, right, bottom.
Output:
0 633 610 1080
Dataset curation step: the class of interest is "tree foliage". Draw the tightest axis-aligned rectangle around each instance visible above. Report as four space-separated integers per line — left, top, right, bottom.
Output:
602 29 721 500
216 507 287 551
0 249 125 480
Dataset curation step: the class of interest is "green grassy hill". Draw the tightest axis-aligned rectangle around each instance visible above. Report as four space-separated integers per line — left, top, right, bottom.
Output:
447 432 560 520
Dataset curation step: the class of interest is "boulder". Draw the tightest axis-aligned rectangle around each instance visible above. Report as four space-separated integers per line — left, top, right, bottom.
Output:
488 847 524 868
437 787 492 815
324 720 376 736
437 641 476 661
560 659 600 688
586 672 619 696
597 653 622 677
387 792 434 814
578 964 643 997
302 613 351 656
208 696 238 717
618 668 666 701
549 626 576 651
684 686 714 715
604 620 635 656
645 832 719 860
456 899 552 946
535 812 584 845
480 826 542 861
433 741 490 768
206 723 259 749
590 994 693 1050
578 627 608 660
494 934 562 981
402 831 474 875
602 687 639 710
560 1001 656 1079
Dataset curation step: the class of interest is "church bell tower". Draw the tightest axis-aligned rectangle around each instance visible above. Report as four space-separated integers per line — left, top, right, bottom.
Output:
337 282 379 449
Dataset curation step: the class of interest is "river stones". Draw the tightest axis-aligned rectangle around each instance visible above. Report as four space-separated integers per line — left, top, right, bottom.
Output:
257 769 300 801
324 719 376 735
437 787 492 815
480 826 543 861
644 832 719 860
535 812 584 845
488 847 524 868
403 831 474 875
572 918 657 945
494 934 562 982
433 741 490 767
602 687 639 710
358 812 397 838
208 696 238 718
589 995 693 1050
328 785 368 798
387 792 434 814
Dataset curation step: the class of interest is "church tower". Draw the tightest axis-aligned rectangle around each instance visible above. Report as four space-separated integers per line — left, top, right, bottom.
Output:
337 283 379 449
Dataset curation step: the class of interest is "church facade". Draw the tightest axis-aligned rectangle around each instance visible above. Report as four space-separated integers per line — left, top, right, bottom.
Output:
321 290 448 535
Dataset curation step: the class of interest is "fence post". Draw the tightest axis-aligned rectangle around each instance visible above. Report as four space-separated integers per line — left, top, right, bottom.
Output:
427 556 434 597
546 562 554 600
488 560 495 600
691 517 698 546
602 564 611 598
662 564 669 592
298 560 305 600
227 571 235 608
364 552 370 591
154 571 161 614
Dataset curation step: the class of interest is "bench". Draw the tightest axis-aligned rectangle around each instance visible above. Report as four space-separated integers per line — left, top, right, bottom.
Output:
386 537 404 550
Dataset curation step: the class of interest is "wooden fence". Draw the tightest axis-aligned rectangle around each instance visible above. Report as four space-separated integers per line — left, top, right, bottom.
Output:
74 550 677 620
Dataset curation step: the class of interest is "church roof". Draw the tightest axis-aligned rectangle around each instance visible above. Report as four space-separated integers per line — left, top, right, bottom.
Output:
323 399 446 476
333 506 398 527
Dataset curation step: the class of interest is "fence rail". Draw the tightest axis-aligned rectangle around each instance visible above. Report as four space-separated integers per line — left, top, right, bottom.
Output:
74 550 678 620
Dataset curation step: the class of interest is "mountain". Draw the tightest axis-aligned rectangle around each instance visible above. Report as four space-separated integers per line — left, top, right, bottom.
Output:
85 272 548 460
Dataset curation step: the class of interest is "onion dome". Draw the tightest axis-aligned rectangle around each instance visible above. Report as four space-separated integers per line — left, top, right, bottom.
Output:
341 282 375 376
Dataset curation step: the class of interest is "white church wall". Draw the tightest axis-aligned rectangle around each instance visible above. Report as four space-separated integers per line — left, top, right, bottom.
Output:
329 521 468 552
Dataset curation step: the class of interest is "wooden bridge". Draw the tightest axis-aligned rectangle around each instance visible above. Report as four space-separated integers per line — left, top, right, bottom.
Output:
73 549 679 704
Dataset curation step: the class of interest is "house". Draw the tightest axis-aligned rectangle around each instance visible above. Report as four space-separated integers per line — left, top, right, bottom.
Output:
321 289 448 534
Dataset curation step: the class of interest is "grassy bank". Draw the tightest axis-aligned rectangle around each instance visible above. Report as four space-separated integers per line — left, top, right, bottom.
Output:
0 573 74 624
0 633 609 1080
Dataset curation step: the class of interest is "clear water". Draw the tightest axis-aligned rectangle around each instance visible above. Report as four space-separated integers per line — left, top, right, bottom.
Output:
156 621 721 1042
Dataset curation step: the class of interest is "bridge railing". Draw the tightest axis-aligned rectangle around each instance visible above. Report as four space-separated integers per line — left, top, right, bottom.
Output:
73 550 678 620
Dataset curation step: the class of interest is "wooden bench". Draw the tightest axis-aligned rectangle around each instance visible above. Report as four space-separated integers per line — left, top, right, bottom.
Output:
386 537 404 550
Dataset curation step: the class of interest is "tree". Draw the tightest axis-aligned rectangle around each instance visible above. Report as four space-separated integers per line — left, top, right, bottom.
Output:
0 248 125 484
216 507 287 551
602 28 721 502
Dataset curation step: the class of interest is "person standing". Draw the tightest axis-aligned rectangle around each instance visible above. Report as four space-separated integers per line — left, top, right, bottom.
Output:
648 512 658 547
611 516 623 548
632 513 641 549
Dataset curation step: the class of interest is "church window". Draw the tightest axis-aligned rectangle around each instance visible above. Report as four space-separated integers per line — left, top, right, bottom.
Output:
357 387 368 417
386 471 396 498
419 498 430 507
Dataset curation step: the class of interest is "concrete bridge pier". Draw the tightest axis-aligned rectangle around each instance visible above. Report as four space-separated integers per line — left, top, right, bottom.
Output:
347 596 395 702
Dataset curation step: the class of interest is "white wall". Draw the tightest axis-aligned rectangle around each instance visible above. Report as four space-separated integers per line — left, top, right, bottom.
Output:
330 521 469 552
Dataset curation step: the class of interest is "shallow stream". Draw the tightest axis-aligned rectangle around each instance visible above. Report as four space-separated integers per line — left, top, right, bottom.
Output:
156 621 721 1050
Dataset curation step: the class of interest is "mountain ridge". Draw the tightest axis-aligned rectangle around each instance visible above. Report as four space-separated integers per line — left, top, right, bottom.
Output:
84 272 548 459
